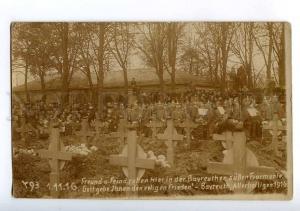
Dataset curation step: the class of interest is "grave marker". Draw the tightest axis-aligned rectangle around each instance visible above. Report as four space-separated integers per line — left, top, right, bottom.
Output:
15 116 27 142
198 108 208 116
247 107 258 117
76 118 93 143
16 117 38 143
157 119 184 167
262 113 287 156
217 106 225 115
109 130 155 196
177 118 198 149
146 119 164 139
38 127 73 197
108 118 130 145
92 119 107 139
212 131 234 149
208 131 276 193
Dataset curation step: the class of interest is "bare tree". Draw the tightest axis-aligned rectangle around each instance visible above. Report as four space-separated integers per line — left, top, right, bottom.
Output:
165 23 185 90
194 23 235 91
193 23 220 83
110 23 134 93
12 23 58 102
272 23 286 87
253 23 274 86
136 23 167 92
231 22 255 88
74 23 96 103
84 23 112 112
11 23 31 102
46 23 82 105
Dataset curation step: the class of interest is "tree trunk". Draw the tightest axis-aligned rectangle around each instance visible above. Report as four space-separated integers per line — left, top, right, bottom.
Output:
123 67 128 94
247 23 254 89
157 69 165 94
97 23 105 113
24 60 29 102
86 66 95 104
266 23 273 83
40 72 46 102
167 23 179 91
213 51 219 84
171 67 176 91
278 23 286 87
220 52 228 92
61 23 69 105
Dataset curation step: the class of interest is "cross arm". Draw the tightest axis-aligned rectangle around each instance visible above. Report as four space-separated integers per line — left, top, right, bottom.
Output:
212 134 226 141
38 149 73 161
104 132 121 139
173 134 184 141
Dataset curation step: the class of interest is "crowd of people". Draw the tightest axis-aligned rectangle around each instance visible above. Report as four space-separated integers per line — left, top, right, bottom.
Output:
12 88 286 144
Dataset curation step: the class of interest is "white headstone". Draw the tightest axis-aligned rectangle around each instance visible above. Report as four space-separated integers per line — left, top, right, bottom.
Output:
217 107 225 115
198 108 208 116
247 108 258 117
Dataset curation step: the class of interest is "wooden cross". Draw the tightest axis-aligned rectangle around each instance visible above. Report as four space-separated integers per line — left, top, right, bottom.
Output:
92 119 107 139
15 116 27 142
157 119 184 167
109 130 155 196
146 119 164 139
212 131 234 149
16 117 38 143
106 118 129 144
262 113 286 156
38 127 73 197
207 131 276 193
177 118 198 149
76 118 93 143
99 118 133 153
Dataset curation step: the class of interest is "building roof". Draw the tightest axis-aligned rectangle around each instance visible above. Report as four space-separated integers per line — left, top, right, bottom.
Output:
13 68 212 92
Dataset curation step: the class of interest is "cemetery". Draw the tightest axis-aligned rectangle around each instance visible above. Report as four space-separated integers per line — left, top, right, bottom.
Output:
11 22 290 199
12 88 288 198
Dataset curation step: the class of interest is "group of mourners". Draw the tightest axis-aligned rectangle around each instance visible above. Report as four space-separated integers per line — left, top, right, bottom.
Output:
12 89 286 144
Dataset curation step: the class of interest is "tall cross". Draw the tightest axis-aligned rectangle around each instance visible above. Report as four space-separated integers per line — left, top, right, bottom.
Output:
212 131 234 149
76 118 93 143
157 119 184 167
102 118 136 152
15 116 27 142
177 118 198 149
92 119 107 139
16 116 39 143
38 127 73 197
207 131 276 193
106 118 129 145
263 113 286 156
109 130 155 196
146 119 164 139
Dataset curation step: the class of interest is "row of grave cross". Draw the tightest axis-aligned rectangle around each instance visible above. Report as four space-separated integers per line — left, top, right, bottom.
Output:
37 113 285 197
75 116 198 152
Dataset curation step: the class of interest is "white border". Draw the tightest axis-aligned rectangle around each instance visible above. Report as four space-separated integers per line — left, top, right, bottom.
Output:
1 0 299 210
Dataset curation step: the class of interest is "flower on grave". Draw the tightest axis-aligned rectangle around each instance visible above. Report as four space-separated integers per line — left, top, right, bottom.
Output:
146 151 170 168
262 121 268 125
90 146 98 151
65 144 93 156
13 147 37 158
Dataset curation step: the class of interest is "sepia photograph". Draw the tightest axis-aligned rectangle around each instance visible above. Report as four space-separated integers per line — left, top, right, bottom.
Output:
11 22 292 199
